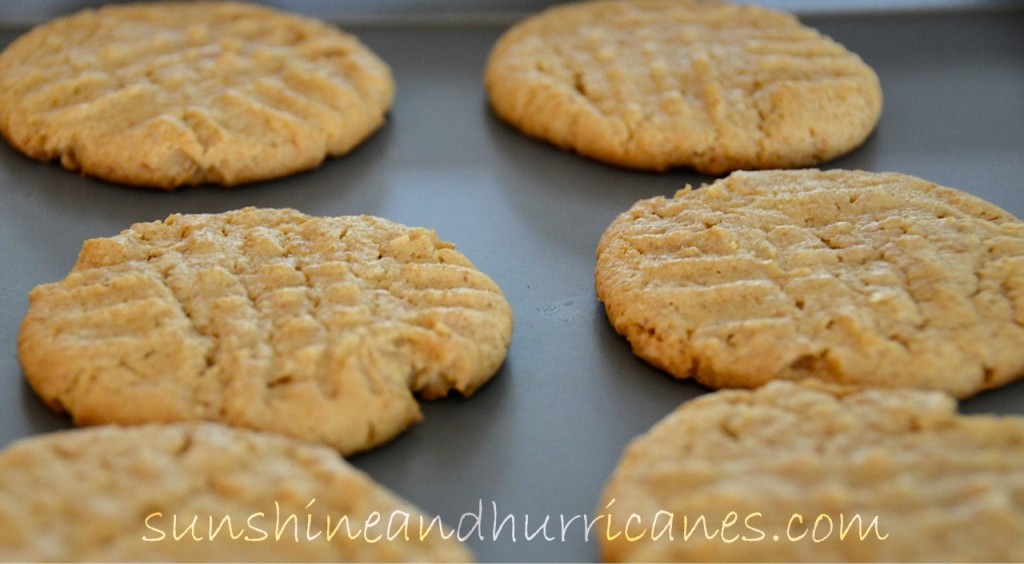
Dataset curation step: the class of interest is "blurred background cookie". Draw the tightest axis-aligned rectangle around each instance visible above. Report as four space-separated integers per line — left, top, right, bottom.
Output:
599 381 1024 562
0 2 394 189
0 423 472 562
485 0 882 174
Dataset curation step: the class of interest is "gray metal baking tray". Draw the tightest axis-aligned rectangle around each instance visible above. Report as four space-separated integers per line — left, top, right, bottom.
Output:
1 3 1022 562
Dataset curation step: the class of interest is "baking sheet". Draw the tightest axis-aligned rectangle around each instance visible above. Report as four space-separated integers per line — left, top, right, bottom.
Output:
1 5 1023 562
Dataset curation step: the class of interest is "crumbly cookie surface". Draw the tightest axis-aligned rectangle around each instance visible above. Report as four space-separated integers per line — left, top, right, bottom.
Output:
484 0 881 174
18 208 513 455
599 381 1024 562
0 1 394 189
0 423 472 562
595 169 1024 398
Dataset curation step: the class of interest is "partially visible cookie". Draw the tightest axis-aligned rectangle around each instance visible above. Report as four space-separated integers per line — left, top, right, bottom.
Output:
485 0 881 174
0 2 394 189
599 381 1024 562
595 169 1024 398
18 208 513 455
0 423 472 562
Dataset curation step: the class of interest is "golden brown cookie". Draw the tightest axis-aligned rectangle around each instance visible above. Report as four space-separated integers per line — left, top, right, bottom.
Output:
0 422 472 562
0 2 394 189
599 381 1024 562
595 169 1024 398
484 0 882 174
18 208 513 455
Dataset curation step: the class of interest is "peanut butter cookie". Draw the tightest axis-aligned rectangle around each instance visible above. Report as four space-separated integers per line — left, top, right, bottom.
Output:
600 381 1024 562
485 0 882 174
0 423 472 561
596 169 1024 397
19 208 513 454
0 2 394 188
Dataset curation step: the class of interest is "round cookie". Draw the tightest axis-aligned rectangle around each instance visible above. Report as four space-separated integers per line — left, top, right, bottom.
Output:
18 208 513 455
0 423 472 561
0 2 394 189
595 169 1024 398
484 0 882 174
599 381 1024 562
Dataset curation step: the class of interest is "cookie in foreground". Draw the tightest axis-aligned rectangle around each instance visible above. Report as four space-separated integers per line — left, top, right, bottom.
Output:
595 169 1024 398
18 208 513 455
598 381 1024 562
0 2 394 189
485 0 881 174
0 422 472 562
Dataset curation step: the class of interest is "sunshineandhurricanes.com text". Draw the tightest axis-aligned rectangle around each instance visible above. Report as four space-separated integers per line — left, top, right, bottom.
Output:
141 498 890 546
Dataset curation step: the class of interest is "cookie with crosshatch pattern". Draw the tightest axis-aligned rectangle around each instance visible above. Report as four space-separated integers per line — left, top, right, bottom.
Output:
595 169 1024 398
599 380 1024 562
18 208 513 455
484 0 882 174
0 422 473 561
0 2 394 188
